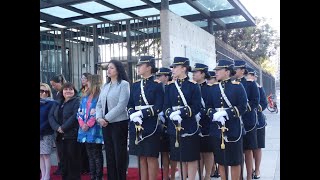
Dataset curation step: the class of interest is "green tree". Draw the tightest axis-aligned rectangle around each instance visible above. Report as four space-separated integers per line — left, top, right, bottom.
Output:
215 17 279 65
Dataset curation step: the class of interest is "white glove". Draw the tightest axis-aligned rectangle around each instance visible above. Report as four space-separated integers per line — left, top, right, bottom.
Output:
132 116 143 124
169 110 181 120
212 116 226 125
158 111 164 116
213 110 228 121
159 115 166 123
172 114 182 124
195 113 201 123
130 110 143 120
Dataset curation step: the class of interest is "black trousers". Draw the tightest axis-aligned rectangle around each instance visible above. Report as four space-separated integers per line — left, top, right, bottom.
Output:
102 120 129 180
85 143 104 180
61 139 81 180
55 138 63 170
80 143 90 173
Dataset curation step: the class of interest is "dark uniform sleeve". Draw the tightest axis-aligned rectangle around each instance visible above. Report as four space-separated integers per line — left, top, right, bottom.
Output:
48 102 60 131
164 85 173 118
141 82 164 117
248 81 260 112
259 87 268 111
179 83 201 118
205 85 216 120
127 84 136 116
225 83 248 118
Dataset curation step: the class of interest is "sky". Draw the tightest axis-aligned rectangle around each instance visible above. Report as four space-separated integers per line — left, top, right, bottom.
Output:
239 0 280 34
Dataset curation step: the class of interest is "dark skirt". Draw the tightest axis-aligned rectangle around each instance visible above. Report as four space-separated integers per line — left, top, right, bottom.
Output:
169 135 200 162
200 136 215 153
257 127 265 148
213 136 243 166
129 133 160 158
160 133 170 152
243 127 258 150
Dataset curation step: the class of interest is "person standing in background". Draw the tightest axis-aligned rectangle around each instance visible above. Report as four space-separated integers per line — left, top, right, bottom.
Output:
49 82 81 180
78 72 92 175
49 74 67 175
78 75 104 180
96 60 131 180
40 83 56 180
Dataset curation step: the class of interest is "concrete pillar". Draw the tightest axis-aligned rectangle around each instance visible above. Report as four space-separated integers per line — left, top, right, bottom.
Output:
161 0 169 10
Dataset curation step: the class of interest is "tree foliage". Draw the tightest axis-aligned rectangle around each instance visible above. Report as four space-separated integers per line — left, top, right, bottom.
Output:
214 17 279 66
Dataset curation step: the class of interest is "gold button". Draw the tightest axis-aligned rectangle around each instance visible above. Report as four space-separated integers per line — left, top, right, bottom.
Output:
148 115 150 117
220 97 223 99
178 95 180 97
231 109 234 112
178 100 180 103
210 111 212 113
221 102 223 104
186 113 188 115
147 109 149 112
140 95 142 97
184 108 186 110
157 110 159 112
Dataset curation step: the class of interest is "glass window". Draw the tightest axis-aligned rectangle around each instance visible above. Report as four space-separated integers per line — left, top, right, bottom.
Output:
73 18 102 25
169 3 199 16
71 1 112 14
40 26 51 31
40 6 81 18
103 0 145 8
73 36 93 42
51 24 66 28
149 0 172 3
102 13 132 21
198 0 234 11
192 20 208 27
131 8 159 16
220 15 246 24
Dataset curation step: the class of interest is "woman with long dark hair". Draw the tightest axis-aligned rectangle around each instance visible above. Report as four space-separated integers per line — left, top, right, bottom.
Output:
96 60 130 180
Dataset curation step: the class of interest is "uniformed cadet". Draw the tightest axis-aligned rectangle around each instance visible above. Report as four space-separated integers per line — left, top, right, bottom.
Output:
246 68 267 179
164 57 201 180
233 61 260 180
127 56 164 180
191 63 215 180
206 59 247 180
207 71 218 85
155 67 177 180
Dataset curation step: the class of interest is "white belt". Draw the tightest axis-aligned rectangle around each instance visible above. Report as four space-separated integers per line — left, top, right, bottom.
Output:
215 108 229 112
172 106 184 111
135 105 154 110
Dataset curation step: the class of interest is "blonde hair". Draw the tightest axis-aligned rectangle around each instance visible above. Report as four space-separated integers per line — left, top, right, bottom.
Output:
40 82 53 98
87 75 102 98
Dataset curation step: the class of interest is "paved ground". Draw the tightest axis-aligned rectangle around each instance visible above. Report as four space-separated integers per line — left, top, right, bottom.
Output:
50 90 280 180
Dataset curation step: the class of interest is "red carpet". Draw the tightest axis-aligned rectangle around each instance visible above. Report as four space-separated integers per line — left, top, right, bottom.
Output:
43 166 177 180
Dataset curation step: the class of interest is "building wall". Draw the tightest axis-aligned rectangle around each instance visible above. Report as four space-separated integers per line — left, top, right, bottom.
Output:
161 10 216 70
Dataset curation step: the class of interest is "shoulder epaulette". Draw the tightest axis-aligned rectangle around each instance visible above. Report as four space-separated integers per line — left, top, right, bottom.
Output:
189 80 197 84
154 79 161 83
167 81 175 85
231 81 240 85
246 79 254 82
134 79 141 83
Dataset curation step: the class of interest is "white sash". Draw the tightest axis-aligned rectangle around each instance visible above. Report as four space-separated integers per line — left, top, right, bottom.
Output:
173 80 199 137
218 82 243 143
174 81 188 107
140 80 149 105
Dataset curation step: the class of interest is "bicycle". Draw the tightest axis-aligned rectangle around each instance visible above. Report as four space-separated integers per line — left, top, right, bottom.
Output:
267 94 278 113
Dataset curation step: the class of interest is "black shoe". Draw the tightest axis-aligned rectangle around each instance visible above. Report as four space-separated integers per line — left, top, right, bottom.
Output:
53 168 62 175
253 174 261 179
210 169 220 178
